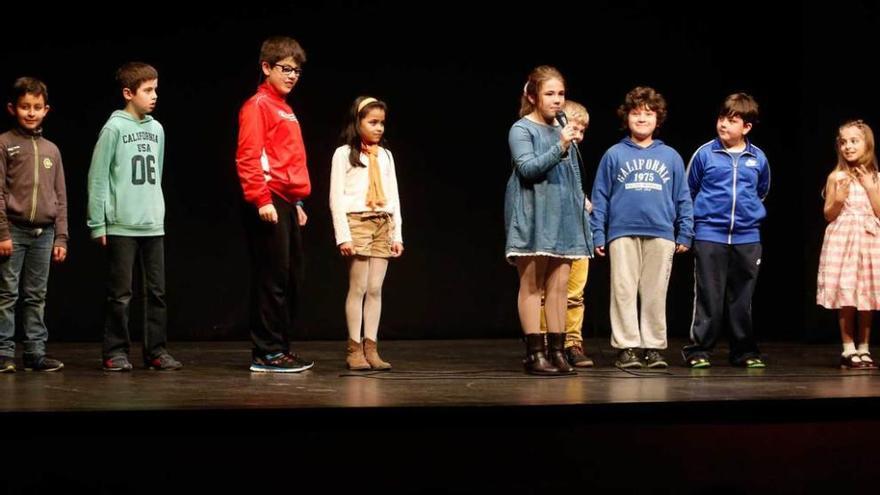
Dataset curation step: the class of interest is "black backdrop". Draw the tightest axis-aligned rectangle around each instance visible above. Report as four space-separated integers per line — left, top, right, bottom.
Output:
0 2 876 343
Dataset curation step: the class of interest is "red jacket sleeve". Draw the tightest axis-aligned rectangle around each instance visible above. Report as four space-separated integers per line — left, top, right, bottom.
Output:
236 99 273 207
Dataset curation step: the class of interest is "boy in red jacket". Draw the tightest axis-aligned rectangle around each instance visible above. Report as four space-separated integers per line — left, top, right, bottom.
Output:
236 36 313 372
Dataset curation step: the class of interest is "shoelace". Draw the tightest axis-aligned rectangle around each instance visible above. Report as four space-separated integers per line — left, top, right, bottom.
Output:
268 353 294 364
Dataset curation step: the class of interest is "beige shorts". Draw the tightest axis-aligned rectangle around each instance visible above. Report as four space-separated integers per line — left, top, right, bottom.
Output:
347 212 394 258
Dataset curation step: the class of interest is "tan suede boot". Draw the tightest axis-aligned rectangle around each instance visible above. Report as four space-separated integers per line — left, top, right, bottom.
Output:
363 338 391 370
346 339 371 370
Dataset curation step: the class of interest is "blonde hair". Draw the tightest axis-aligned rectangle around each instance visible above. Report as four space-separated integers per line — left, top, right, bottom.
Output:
834 119 878 175
563 100 589 128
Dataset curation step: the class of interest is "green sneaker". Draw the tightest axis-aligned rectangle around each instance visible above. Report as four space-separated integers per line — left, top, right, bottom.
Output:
745 357 766 369
1 356 15 373
687 356 711 369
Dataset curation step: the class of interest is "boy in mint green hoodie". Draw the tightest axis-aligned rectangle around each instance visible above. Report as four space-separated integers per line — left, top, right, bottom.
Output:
87 62 181 371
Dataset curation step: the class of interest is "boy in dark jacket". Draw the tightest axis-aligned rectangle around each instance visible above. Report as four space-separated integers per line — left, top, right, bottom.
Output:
0 77 68 373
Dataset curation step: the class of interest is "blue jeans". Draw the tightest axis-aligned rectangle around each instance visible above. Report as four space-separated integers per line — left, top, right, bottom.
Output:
0 224 54 358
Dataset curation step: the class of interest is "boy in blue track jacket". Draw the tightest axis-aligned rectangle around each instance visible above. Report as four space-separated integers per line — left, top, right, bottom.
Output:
681 93 770 369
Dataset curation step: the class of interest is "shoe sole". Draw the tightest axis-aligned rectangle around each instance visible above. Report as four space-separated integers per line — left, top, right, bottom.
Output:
615 362 643 369
646 362 668 369
250 362 314 373
568 356 594 368
1 366 15 373
690 362 711 369
524 369 575 376
103 366 132 372
23 364 64 372
147 365 183 371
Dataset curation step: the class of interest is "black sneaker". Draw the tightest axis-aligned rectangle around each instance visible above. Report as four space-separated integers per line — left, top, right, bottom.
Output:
250 352 314 373
103 355 133 371
643 349 668 369
615 348 643 369
1 356 14 373
146 353 183 371
23 355 64 372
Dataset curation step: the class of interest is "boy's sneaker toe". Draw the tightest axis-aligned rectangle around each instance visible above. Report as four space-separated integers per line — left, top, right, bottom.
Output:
103 355 133 372
147 353 183 371
24 355 64 372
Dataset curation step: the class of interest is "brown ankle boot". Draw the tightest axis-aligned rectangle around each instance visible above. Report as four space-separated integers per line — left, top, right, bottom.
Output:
547 333 576 375
523 334 561 376
363 338 391 370
346 339 370 370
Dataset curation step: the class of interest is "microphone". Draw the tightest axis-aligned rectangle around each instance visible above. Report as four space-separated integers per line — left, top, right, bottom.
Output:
556 110 571 158
556 110 580 144
555 110 568 128
556 110 584 167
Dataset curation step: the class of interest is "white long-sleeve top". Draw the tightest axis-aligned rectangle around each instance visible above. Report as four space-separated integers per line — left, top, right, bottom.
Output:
329 144 403 245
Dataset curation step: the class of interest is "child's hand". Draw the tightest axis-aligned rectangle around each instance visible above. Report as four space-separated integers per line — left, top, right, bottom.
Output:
53 246 67 263
595 245 606 257
258 204 278 224
834 174 852 203
584 197 593 213
339 242 356 256
93 236 107 247
559 124 577 149
391 242 404 257
855 167 876 190
675 244 689 254
0 239 12 257
296 204 308 227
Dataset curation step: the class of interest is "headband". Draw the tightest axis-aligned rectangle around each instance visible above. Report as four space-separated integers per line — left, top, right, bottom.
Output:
358 97 379 113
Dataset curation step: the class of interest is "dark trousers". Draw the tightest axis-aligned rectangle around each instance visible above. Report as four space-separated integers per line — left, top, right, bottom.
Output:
683 240 762 364
246 194 304 356
103 236 167 361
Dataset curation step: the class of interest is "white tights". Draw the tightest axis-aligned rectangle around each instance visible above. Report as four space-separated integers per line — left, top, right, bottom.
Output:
345 257 389 342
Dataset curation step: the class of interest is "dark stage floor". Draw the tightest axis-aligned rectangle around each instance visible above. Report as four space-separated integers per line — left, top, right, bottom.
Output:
4 339 880 494
2 339 879 413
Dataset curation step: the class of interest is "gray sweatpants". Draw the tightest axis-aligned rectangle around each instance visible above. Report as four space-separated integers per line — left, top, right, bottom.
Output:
608 236 675 350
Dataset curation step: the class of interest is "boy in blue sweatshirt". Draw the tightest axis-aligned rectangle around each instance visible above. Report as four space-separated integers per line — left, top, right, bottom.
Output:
591 86 693 368
681 93 770 368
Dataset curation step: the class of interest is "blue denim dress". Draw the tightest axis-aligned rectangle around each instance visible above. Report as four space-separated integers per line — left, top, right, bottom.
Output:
504 118 593 261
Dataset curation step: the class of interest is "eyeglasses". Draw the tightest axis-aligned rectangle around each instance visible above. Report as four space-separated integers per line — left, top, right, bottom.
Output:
273 64 302 77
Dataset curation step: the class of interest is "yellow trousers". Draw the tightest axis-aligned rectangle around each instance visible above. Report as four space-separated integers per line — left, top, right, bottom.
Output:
540 258 588 348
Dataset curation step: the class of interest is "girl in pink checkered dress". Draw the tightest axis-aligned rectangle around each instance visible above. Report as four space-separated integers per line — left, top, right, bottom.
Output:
818 120 880 369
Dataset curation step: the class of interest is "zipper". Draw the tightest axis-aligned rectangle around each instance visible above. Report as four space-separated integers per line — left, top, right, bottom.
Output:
725 151 745 244
30 137 40 222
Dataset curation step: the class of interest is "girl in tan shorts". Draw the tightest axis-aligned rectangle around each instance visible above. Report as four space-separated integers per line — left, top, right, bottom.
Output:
329 96 404 370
